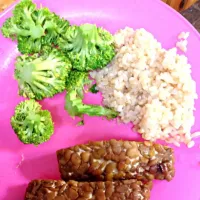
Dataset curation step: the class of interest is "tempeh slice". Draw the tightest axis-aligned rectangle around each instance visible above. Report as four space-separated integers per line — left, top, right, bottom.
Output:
57 139 175 182
25 179 152 200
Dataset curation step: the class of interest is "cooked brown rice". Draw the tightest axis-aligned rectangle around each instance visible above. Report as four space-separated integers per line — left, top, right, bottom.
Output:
90 27 198 146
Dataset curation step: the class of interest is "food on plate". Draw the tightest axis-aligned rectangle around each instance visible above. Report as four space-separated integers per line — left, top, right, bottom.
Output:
11 99 54 145
57 139 175 182
17 13 69 54
1 0 70 54
25 179 152 200
176 32 190 53
14 48 72 100
24 139 173 198
1 0 197 150
1 0 117 125
58 23 116 71
1 0 198 198
90 83 99 94
65 70 118 120
178 32 190 40
176 40 188 53
91 27 198 147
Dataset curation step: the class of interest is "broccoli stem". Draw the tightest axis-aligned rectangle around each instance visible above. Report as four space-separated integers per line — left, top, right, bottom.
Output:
32 71 48 76
30 24 44 39
65 70 118 121
35 60 57 70
33 81 50 92
19 61 60 86
13 25 31 37
78 104 118 119
66 90 118 120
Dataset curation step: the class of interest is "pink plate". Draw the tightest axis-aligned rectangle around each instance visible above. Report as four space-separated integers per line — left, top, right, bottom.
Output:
0 0 200 199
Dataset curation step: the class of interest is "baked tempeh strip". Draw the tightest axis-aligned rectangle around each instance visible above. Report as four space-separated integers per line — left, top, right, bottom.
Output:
25 179 152 200
57 139 175 182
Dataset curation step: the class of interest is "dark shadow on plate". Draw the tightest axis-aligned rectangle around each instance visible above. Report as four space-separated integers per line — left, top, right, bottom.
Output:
3 184 26 200
20 153 60 181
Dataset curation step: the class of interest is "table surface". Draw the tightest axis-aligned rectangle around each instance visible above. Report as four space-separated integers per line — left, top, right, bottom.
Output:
182 0 200 32
0 0 200 32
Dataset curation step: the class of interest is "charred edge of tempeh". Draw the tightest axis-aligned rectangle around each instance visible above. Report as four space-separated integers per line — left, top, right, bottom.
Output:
57 140 175 182
25 179 152 200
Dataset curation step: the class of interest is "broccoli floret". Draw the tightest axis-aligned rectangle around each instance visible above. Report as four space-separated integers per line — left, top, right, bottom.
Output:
1 0 70 54
65 71 118 120
77 120 84 126
17 37 55 55
1 0 42 40
17 10 70 54
90 84 99 94
66 70 91 98
43 13 69 44
14 49 72 100
17 35 43 54
58 23 116 71
11 99 54 145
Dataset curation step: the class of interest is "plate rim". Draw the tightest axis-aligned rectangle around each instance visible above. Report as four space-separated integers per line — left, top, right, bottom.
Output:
0 0 200 40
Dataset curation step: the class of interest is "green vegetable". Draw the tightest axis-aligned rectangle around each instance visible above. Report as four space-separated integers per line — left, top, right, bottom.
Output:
1 0 69 54
17 11 69 54
1 0 37 40
15 48 72 100
90 84 99 93
58 23 116 71
11 99 54 145
77 120 84 126
65 71 118 120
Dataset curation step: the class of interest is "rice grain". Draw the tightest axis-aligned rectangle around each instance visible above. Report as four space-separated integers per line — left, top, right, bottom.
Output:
90 27 197 146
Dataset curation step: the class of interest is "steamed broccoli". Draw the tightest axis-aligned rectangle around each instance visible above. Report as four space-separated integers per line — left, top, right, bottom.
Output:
17 35 43 54
90 84 99 94
65 71 118 120
1 0 69 54
2 0 43 40
11 99 54 145
17 11 69 54
1 0 37 39
58 23 116 71
14 48 72 100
